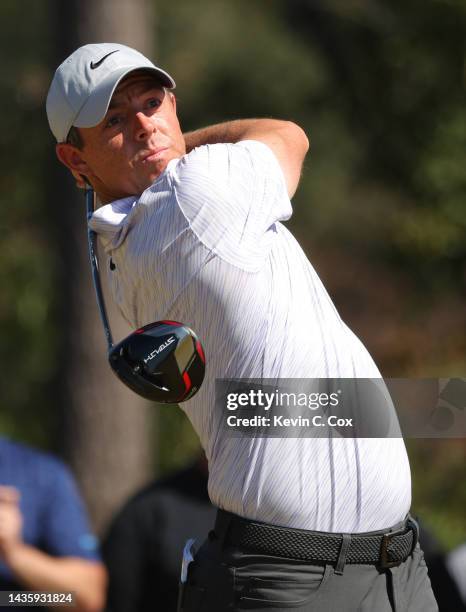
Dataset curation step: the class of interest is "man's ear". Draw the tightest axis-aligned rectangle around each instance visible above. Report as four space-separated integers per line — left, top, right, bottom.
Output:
55 143 88 189
168 91 177 112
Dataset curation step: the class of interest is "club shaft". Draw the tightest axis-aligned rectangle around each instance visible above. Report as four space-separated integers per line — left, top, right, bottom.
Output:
86 188 114 349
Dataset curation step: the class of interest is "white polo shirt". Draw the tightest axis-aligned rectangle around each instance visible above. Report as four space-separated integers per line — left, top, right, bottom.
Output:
90 140 411 532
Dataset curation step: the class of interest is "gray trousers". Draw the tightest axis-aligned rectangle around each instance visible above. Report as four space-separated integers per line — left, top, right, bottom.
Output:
179 521 438 612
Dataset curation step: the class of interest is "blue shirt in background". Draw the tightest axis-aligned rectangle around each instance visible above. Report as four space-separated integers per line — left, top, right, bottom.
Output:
0 437 99 590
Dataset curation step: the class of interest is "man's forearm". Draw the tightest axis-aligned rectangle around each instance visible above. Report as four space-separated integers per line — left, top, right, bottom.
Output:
183 118 309 198
184 118 292 152
4 544 106 612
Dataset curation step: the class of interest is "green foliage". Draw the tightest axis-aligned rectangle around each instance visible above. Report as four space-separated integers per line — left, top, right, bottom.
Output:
407 439 466 550
0 0 57 449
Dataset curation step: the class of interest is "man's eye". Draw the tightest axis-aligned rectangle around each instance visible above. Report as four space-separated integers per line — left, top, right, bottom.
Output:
147 98 162 109
105 115 122 128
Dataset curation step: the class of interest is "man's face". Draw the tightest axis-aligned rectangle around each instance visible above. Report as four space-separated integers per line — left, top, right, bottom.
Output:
59 72 186 202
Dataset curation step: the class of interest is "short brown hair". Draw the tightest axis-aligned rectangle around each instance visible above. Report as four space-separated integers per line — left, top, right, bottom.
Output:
66 126 84 149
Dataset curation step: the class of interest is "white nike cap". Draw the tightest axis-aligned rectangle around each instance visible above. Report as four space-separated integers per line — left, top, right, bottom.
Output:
46 43 176 142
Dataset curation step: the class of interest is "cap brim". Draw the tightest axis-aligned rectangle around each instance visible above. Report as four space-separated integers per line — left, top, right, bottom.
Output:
73 65 176 129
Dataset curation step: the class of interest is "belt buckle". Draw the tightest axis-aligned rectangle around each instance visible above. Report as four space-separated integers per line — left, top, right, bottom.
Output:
379 525 409 570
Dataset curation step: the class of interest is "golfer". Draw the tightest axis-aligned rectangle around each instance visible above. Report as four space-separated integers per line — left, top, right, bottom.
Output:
46 43 438 611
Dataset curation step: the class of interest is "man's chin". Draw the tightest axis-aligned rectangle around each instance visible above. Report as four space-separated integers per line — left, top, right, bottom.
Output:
145 160 171 186
102 160 174 201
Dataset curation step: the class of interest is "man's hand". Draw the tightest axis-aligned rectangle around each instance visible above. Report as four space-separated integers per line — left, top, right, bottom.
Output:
0 486 23 560
183 118 309 198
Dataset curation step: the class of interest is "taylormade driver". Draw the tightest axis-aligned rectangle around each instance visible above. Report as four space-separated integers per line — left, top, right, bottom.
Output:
85 188 205 403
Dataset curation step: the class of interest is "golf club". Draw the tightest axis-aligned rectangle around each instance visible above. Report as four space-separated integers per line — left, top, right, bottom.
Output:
85 187 206 403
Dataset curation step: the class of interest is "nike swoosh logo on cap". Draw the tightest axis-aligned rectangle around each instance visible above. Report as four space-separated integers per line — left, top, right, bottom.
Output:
90 50 119 69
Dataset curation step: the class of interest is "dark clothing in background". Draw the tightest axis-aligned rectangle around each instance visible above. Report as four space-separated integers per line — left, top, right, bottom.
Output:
102 460 215 612
418 527 466 612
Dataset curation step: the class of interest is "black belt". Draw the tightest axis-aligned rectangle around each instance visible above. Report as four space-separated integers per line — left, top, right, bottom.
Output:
215 510 418 570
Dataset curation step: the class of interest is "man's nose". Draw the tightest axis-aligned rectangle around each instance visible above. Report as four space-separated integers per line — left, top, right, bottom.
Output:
134 112 156 140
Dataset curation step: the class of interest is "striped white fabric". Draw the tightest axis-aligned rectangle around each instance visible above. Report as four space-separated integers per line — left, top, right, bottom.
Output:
90 140 411 532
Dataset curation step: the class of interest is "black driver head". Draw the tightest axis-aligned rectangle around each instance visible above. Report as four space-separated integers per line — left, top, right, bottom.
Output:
108 320 205 403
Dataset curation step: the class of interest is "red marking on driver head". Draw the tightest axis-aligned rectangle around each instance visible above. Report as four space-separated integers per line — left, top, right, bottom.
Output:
161 320 182 326
196 341 205 364
182 371 191 391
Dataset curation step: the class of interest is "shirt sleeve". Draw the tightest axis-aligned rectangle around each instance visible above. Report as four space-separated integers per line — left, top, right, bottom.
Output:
171 140 292 271
39 460 100 561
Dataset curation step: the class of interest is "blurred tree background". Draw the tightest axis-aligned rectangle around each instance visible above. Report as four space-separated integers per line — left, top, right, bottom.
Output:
0 0 464 546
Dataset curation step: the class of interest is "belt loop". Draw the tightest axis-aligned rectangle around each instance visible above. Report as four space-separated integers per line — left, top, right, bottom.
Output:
408 515 419 550
335 534 352 575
